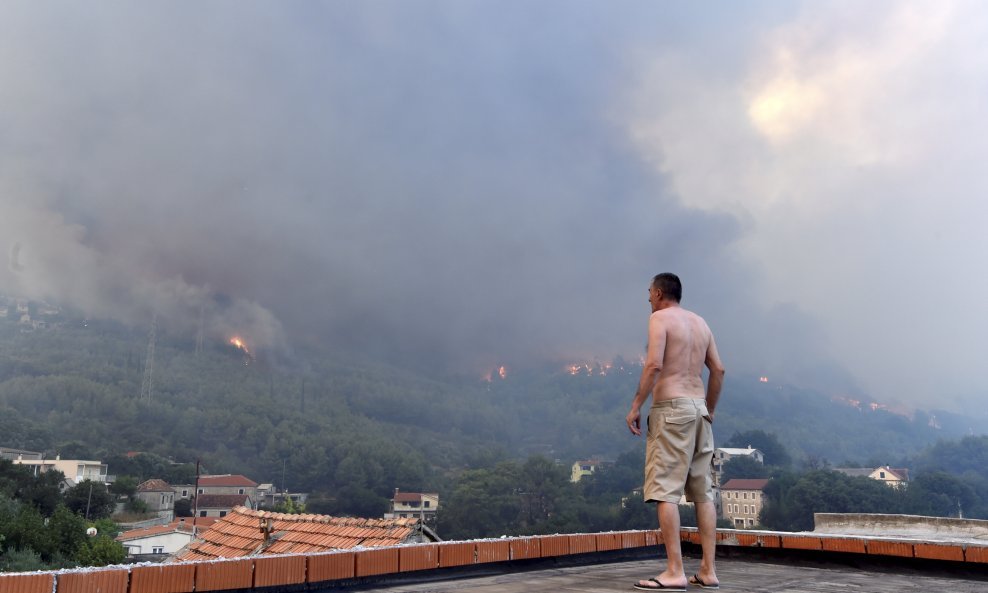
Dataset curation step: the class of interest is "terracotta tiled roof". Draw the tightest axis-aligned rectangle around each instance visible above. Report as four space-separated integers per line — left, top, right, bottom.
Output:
136 478 173 492
195 494 250 508
174 516 219 529
721 478 770 491
174 506 428 561
197 474 258 487
393 492 438 503
116 520 195 542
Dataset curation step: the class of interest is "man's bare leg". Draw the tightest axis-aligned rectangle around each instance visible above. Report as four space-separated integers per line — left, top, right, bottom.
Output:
652 501 687 588
693 501 719 586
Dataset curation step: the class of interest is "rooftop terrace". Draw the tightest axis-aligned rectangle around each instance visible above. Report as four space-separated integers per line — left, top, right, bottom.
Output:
2 526 986 593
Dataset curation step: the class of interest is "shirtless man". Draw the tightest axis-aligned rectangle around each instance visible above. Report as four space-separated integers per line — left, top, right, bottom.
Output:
626 273 725 591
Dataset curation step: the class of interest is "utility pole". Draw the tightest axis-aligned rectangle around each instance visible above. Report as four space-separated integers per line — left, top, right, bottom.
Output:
192 459 201 538
85 481 94 520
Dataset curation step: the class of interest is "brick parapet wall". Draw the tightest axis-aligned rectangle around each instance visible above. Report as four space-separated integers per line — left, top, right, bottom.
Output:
1 528 984 593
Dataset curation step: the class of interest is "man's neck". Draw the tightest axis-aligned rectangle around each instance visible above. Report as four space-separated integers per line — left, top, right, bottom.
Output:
655 300 680 312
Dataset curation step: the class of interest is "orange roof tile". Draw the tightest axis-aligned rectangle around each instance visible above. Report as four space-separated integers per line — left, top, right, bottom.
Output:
173 506 433 562
116 522 194 542
195 494 250 508
136 479 173 492
197 474 258 487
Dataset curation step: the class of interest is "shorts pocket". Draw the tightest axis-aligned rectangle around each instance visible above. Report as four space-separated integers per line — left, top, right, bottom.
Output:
664 413 696 425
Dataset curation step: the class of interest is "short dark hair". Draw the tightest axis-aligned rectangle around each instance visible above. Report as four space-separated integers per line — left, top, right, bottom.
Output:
652 273 682 303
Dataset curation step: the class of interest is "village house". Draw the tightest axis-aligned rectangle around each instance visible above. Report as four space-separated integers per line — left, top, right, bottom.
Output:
193 494 254 517
116 520 195 558
386 490 439 524
195 474 259 500
721 478 770 529
172 484 195 500
833 465 910 488
135 479 176 520
712 446 764 485
12 455 109 486
570 459 611 482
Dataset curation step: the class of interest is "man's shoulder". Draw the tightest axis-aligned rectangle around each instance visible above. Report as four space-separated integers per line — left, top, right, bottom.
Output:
654 305 700 319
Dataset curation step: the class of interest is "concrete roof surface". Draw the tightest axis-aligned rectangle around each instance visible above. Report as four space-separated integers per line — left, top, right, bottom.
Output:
340 555 987 593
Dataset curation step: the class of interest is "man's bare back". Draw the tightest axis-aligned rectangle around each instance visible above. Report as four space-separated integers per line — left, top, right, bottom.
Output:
650 306 713 402
626 275 724 435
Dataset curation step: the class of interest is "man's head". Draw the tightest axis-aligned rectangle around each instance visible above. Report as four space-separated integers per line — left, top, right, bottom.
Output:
649 273 682 311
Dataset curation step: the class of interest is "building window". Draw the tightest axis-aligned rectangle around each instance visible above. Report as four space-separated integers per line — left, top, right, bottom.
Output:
182 489 188 497
239 488 245 494
220 511 227 517
880 471 886 479
743 492 748 499
424 501 430 508
198 488 204 494
744 505 750 514
152 547 163 554
161 495 166 505
200 511 207 517
748 519 754 526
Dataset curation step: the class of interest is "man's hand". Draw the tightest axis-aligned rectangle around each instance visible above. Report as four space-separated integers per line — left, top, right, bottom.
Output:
626 408 642 436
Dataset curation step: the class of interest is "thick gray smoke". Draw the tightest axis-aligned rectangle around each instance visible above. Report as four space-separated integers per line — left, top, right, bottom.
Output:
2 2 985 411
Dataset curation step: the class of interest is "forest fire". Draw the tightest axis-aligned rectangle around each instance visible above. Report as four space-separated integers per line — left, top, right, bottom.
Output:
229 336 253 365
565 360 618 376
481 365 508 382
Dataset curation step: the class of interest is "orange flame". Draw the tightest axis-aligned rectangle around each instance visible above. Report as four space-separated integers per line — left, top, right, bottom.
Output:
230 336 254 364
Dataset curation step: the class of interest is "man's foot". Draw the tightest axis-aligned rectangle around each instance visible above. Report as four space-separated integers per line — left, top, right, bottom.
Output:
688 574 720 590
632 577 687 592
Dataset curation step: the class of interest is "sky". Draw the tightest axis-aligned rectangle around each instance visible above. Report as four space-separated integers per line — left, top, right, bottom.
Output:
1 1 986 411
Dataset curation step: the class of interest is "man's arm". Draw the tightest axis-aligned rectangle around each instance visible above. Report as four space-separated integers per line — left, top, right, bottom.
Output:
704 331 725 421
626 312 666 435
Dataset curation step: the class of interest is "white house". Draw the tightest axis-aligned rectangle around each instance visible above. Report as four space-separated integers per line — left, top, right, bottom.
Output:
116 520 196 557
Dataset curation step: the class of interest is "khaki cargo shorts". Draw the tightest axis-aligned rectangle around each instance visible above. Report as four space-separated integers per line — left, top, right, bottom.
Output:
644 397 714 504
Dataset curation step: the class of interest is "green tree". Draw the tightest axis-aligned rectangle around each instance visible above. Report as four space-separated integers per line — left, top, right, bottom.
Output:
721 456 770 483
64 481 116 520
91 518 120 539
273 496 307 514
903 472 979 518
724 430 792 467
517 456 573 532
0 548 47 572
761 470 900 531
174 498 192 517
76 535 125 567
45 504 88 562
579 448 644 503
438 462 523 539
109 476 138 499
